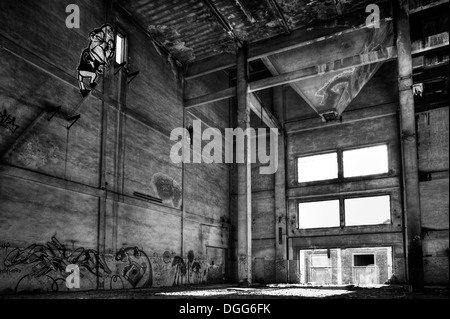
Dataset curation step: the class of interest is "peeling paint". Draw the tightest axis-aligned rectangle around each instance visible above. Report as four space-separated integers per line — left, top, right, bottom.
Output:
13 135 61 169
152 173 182 208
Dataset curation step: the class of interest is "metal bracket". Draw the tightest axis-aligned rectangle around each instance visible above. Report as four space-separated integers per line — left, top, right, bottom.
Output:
47 106 62 121
67 114 81 130
127 70 140 84
114 62 127 75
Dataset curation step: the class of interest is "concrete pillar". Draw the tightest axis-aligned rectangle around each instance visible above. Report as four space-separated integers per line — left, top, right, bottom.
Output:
394 0 424 290
273 86 288 282
236 43 252 285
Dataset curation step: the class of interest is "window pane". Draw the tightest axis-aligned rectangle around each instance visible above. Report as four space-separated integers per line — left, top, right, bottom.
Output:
353 254 375 266
299 200 340 229
116 33 125 64
343 145 388 178
298 153 338 183
345 196 391 226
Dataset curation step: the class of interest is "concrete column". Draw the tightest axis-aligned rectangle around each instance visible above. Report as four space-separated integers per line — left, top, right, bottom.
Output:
236 43 252 285
394 0 424 290
273 86 287 282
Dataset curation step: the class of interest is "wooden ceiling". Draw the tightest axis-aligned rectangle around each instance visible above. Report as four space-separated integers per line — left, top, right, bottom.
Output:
116 0 384 65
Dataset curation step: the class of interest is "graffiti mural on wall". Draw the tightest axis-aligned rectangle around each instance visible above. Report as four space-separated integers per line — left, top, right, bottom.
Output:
114 247 152 288
77 24 115 97
315 24 393 113
2 237 111 292
0 237 221 293
152 173 182 208
0 109 20 134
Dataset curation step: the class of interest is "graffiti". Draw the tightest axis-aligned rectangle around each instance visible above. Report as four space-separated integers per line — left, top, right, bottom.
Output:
172 256 186 286
0 109 20 134
0 237 215 293
0 268 21 276
0 242 11 253
152 173 182 208
315 23 392 113
163 251 172 263
114 247 152 288
15 135 60 169
77 24 115 97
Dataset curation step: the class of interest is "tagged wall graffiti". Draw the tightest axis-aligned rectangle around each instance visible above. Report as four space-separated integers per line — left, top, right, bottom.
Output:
315 24 393 114
77 24 115 97
152 173 182 208
0 109 20 134
0 237 222 293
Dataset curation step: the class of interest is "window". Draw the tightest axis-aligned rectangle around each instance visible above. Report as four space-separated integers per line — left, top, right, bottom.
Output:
353 254 375 266
345 195 391 226
343 144 388 178
115 32 127 65
297 152 338 183
299 200 340 229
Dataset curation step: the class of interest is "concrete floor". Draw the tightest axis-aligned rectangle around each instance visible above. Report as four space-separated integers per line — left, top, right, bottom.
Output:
1 284 448 299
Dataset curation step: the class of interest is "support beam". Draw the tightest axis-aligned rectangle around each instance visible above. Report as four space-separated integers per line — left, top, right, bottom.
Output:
204 0 242 47
185 33 448 108
248 93 281 131
236 43 252 286
186 46 398 108
265 0 290 34
273 86 288 283
184 13 393 80
409 0 449 14
395 0 424 290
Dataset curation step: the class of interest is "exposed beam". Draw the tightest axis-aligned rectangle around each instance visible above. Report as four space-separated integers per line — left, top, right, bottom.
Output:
186 47 396 108
185 11 393 80
265 0 290 34
235 0 256 24
248 93 281 132
204 0 242 47
249 46 398 92
409 0 449 13
185 87 236 109
395 0 424 290
185 33 448 108
261 56 321 115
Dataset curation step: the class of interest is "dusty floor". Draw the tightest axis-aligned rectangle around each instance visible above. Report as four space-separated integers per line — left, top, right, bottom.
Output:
1 284 448 299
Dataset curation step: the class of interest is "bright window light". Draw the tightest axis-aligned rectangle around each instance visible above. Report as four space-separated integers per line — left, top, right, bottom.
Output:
345 195 391 226
343 145 388 178
298 152 338 183
115 32 126 64
299 200 340 229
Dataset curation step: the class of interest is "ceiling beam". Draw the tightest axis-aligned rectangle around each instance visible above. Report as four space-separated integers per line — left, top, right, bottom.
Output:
185 87 236 109
185 46 398 108
409 0 449 14
265 0 291 35
248 93 282 132
204 0 243 47
185 31 449 108
185 4 393 80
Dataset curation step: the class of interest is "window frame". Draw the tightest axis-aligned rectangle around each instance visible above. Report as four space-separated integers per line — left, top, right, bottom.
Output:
342 143 391 179
352 253 376 267
343 194 392 227
296 150 340 185
295 142 391 185
297 198 342 230
114 26 129 66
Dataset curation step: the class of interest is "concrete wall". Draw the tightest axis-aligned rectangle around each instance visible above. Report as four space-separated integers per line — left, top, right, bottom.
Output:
417 107 449 285
0 0 230 294
284 62 407 284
